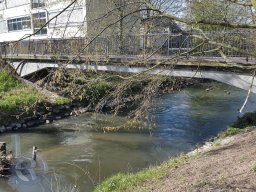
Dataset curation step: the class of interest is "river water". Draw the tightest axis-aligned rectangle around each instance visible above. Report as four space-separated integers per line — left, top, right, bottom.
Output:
0 82 256 192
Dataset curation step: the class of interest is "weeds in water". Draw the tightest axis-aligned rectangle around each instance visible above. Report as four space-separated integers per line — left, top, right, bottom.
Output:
48 173 80 192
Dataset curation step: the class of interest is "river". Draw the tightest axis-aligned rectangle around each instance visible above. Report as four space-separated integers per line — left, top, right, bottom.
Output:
0 81 255 192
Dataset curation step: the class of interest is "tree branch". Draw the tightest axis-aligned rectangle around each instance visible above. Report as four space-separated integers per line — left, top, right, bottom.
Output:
147 14 256 29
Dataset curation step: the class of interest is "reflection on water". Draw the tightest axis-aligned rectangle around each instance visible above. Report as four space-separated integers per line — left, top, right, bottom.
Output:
0 82 256 192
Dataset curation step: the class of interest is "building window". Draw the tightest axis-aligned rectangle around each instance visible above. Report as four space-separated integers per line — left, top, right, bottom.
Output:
33 12 47 35
7 17 31 31
31 0 45 9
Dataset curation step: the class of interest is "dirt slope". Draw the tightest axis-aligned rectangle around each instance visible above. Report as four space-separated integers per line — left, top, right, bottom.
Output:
135 129 256 192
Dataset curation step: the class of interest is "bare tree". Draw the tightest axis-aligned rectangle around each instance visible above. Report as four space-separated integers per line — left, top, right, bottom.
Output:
2 0 256 118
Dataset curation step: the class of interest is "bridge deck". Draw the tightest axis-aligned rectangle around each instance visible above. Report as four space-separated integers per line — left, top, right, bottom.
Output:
2 54 256 73
8 60 256 94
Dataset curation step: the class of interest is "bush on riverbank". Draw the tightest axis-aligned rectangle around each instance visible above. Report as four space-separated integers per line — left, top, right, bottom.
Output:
41 69 197 118
232 111 256 128
0 67 198 129
217 111 256 138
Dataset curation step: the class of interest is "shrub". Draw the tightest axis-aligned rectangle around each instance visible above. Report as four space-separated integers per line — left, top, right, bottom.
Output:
232 111 256 128
83 79 112 102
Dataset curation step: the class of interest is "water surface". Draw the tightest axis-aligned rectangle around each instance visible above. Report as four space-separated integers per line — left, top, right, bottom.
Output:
0 82 255 192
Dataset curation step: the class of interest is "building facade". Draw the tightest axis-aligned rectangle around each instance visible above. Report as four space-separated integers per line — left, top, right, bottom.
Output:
0 0 87 42
0 0 188 56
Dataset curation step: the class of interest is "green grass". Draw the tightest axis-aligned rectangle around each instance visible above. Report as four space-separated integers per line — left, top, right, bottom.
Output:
55 96 71 105
0 70 43 111
0 70 74 125
0 87 42 111
217 111 256 138
0 70 71 112
218 127 241 138
0 70 20 93
95 154 188 192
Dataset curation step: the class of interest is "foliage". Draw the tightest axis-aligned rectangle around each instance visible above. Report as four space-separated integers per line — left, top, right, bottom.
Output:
216 110 256 138
0 70 20 93
232 111 256 128
0 86 42 111
217 111 256 138
252 0 256 8
0 68 75 126
188 0 250 31
218 127 241 138
95 154 188 192
0 70 42 112
189 0 227 31
82 79 112 104
55 96 71 105
42 70 192 118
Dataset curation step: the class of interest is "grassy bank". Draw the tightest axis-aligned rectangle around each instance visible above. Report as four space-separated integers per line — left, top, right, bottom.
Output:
218 111 256 138
0 68 200 129
0 69 69 125
0 67 201 130
0 70 40 123
95 111 256 192
0 70 42 110
95 154 188 192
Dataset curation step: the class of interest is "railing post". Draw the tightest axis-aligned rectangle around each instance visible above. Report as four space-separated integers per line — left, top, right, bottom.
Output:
167 31 170 56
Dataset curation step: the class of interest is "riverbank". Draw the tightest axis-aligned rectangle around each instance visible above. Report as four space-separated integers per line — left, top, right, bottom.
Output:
0 76 254 191
0 68 203 132
95 124 256 192
0 69 73 130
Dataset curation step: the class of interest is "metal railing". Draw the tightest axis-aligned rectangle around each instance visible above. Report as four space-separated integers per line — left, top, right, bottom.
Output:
0 32 255 58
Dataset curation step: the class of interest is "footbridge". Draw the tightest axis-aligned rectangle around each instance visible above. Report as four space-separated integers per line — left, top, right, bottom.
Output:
1 33 256 93
5 54 256 94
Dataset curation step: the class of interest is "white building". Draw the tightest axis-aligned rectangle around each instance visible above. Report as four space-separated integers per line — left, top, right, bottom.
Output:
0 0 87 42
